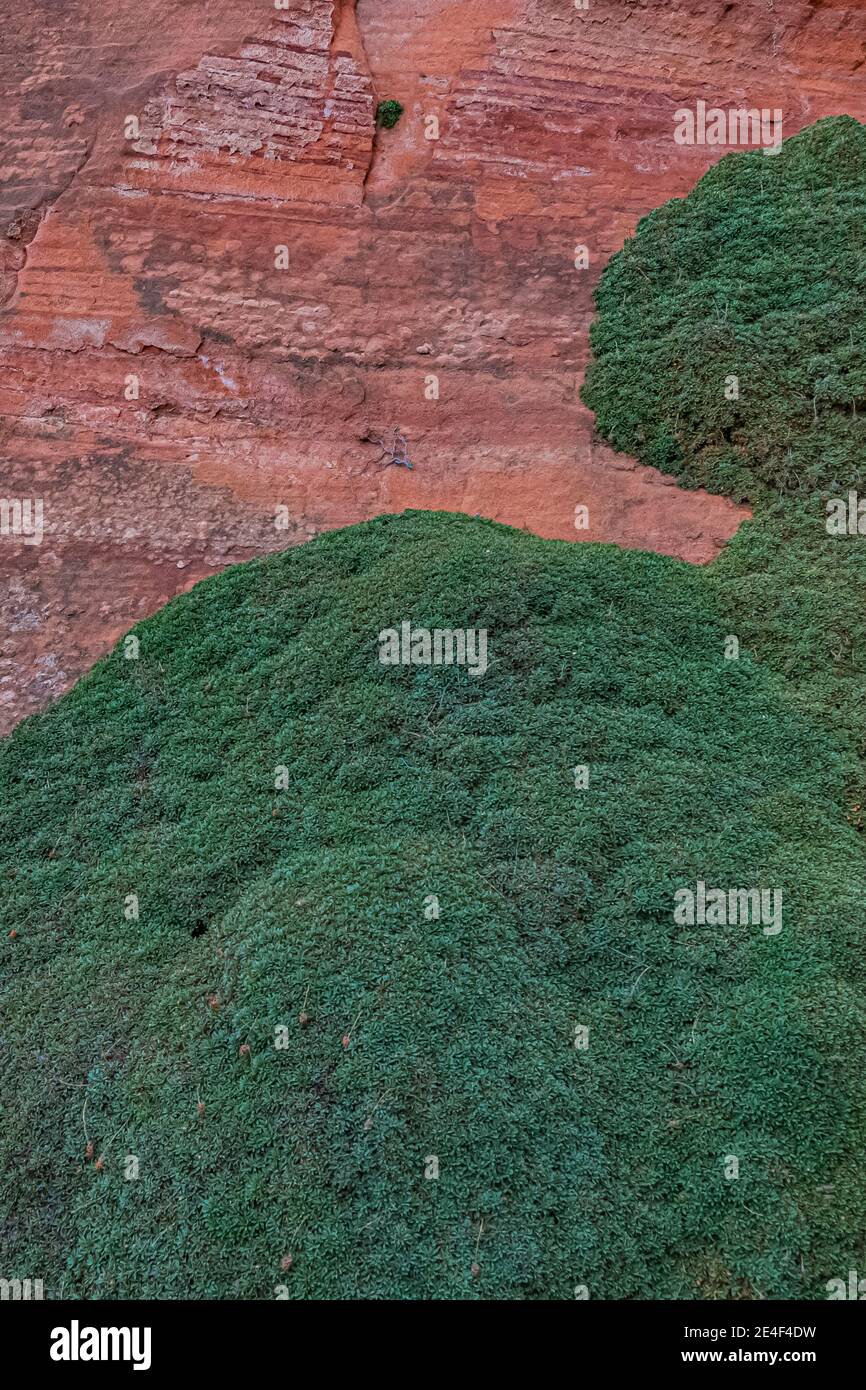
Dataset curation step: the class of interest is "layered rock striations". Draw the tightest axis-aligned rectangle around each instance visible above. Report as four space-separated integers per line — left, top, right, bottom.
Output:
2 0 865 729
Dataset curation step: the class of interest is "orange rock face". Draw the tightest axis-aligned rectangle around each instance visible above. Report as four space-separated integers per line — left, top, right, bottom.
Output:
2 0 864 731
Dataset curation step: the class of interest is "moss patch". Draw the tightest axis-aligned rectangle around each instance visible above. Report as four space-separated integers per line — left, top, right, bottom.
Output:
375 99 403 129
1 512 865 1298
582 116 866 504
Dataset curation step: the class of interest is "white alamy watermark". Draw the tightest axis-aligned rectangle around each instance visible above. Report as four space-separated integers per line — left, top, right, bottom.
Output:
0 496 43 545
826 491 866 535
674 101 783 155
0 1277 43 1300
826 1270 866 1299
378 621 488 677
674 881 782 936
50 1321 151 1371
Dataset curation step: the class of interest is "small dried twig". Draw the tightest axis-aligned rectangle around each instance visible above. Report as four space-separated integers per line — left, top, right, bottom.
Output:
625 964 650 1002
361 426 413 472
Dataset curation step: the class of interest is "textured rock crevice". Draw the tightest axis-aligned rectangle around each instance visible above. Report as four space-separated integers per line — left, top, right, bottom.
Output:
123 1 376 206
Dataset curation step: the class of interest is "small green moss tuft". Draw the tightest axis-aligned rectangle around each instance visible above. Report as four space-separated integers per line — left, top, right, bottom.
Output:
375 99 403 130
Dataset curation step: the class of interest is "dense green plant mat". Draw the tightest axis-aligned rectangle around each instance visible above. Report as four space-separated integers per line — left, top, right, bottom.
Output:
4 116 866 1301
582 116 866 504
569 112 866 1298
2 510 866 1299
709 497 866 783
581 113 866 782
582 113 866 842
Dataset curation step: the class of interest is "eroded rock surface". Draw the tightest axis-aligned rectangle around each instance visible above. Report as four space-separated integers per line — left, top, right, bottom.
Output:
3 0 864 731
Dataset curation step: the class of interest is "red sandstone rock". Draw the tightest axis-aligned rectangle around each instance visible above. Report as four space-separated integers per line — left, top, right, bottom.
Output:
2 0 864 732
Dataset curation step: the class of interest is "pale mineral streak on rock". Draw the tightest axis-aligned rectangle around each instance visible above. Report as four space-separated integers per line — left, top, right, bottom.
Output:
1 0 865 732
